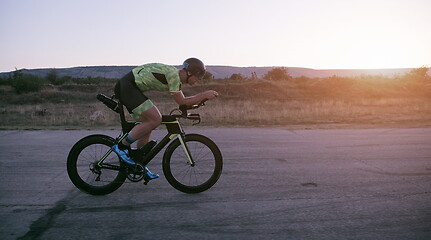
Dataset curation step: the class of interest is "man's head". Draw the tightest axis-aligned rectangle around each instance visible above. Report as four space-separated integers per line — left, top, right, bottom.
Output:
183 58 206 81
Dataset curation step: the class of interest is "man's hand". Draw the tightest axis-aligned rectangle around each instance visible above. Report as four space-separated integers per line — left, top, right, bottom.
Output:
171 90 219 106
204 90 219 99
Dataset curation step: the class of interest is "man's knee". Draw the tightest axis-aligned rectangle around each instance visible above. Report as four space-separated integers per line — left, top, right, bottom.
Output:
149 114 162 129
142 109 162 129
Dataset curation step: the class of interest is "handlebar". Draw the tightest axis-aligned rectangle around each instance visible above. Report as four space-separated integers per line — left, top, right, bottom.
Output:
172 99 208 125
179 99 208 113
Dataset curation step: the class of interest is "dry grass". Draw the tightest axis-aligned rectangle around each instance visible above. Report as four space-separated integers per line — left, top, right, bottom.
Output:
0 75 430 129
199 98 431 127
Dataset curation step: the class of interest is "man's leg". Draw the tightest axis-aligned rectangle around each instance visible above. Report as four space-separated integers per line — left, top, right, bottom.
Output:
113 106 161 179
122 106 162 149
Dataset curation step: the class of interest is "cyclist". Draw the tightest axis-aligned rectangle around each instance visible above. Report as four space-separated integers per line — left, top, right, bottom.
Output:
112 58 219 179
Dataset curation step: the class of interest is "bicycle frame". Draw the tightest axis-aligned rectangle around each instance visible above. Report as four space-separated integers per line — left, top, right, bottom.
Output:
96 115 195 169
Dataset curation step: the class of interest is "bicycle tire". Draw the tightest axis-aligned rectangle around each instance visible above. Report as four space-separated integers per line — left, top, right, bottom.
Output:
162 134 223 193
67 134 127 195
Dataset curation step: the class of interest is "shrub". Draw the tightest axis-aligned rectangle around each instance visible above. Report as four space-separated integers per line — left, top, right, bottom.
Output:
10 70 45 94
230 73 244 81
264 67 292 81
46 69 67 85
0 76 9 86
70 76 117 86
403 66 430 82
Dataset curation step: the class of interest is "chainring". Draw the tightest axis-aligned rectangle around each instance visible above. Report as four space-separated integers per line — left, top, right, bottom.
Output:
127 163 145 182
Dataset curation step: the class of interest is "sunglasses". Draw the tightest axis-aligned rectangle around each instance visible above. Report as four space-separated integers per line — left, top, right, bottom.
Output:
194 71 205 80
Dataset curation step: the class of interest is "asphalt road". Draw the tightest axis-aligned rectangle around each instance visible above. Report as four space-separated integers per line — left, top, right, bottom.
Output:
0 127 430 239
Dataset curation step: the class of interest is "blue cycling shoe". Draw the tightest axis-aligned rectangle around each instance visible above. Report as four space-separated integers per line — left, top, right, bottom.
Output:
145 167 159 180
111 144 136 165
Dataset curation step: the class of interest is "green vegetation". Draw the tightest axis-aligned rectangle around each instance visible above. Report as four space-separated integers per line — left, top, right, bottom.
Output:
10 69 45 94
263 67 291 81
0 67 430 129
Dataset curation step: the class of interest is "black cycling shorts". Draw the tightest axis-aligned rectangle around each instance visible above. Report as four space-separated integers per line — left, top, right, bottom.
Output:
114 71 154 119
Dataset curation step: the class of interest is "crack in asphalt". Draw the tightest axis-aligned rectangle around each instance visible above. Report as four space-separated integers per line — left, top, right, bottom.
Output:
16 190 80 240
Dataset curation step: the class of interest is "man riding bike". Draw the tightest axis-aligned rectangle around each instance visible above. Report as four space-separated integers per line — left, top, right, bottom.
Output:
112 58 219 180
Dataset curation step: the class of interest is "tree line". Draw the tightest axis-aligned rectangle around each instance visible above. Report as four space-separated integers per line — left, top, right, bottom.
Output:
1 66 429 94
0 69 117 94
228 66 430 82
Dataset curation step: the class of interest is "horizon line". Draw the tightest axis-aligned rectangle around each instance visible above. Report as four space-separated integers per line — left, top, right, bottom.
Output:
1 65 429 73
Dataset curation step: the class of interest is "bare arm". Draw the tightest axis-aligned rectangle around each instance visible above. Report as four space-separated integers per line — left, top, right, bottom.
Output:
171 90 219 106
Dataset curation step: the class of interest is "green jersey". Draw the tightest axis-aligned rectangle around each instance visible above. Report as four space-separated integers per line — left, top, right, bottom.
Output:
132 63 182 94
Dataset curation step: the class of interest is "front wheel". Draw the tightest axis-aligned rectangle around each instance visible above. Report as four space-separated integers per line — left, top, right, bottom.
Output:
67 134 127 195
163 134 223 193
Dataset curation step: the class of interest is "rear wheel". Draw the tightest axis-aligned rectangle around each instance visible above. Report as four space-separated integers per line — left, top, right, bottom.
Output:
163 134 223 193
67 135 127 195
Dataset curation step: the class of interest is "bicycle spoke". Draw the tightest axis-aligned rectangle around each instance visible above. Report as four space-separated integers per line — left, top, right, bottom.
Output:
76 144 121 186
170 141 215 185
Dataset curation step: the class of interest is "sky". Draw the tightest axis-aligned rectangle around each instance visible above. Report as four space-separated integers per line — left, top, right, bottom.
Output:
1 0 430 72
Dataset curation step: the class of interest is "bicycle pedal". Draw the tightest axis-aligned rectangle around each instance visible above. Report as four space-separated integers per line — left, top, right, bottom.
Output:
143 176 155 185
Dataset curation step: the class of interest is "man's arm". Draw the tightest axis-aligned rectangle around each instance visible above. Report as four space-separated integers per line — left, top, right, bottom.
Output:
171 90 219 106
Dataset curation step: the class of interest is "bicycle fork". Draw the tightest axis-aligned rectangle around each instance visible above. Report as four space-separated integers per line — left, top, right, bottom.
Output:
177 134 195 167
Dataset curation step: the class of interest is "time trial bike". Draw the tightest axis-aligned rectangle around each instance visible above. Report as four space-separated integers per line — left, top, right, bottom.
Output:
67 94 223 195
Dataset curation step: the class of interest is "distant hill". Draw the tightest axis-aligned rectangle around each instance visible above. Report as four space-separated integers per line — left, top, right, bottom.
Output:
206 66 425 79
0 65 428 79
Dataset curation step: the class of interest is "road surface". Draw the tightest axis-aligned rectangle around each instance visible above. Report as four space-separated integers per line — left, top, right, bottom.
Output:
0 127 430 239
